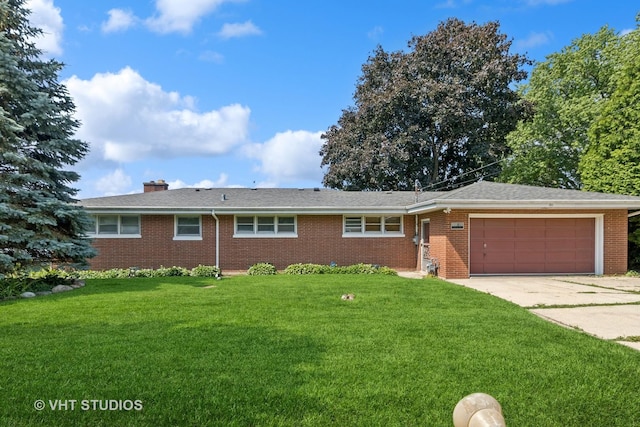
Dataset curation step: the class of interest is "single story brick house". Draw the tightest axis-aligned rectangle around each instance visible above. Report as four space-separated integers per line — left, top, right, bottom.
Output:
79 180 640 279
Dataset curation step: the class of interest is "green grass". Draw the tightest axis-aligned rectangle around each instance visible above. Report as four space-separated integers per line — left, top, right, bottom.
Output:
1 275 639 426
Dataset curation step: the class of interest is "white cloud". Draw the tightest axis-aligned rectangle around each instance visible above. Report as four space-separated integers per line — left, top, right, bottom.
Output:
95 168 133 196
102 9 137 33
25 0 64 56
435 0 473 9
367 26 383 41
515 31 553 49
218 20 262 39
523 0 572 5
199 50 225 63
168 174 229 189
65 67 251 163
146 0 240 34
246 130 324 184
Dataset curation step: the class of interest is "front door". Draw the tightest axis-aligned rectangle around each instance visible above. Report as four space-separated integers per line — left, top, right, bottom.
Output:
420 220 431 272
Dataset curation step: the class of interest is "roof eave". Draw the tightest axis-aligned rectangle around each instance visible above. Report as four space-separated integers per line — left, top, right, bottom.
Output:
84 206 409 215
407 200 640 214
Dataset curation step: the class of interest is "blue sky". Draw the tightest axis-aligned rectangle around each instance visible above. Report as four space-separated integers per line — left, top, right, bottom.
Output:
24 0 638 198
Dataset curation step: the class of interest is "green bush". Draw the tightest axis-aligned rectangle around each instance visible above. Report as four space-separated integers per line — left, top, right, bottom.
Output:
247 263 277 276
28 267 73 290
283 263 331 275
0 277 30 299
76 269 132 279
190 265 221 277
155 266 190 277
283 263 397 275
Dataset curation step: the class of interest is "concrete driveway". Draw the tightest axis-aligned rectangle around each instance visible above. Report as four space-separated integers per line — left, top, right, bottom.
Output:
447 276 640 351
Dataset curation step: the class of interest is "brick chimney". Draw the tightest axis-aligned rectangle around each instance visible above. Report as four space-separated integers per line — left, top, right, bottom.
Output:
143 179 169 192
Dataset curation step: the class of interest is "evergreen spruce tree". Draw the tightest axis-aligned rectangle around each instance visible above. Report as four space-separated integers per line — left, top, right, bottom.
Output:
0 0 96 275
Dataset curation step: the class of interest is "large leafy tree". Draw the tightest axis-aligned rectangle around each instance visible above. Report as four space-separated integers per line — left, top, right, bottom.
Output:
320 18 529 191
579 26 640 195
499 26 620 188
0 0 95 274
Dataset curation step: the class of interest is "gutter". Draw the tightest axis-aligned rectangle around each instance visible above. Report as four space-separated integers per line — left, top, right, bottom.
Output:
211 210 220 268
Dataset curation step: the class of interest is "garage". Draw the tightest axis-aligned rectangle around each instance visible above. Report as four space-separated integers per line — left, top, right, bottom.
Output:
470 217 596 275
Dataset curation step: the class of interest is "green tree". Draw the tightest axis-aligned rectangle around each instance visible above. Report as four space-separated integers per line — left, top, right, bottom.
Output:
320 18 529 191
0 0 96 275
499 26 620 188
580 28 640 195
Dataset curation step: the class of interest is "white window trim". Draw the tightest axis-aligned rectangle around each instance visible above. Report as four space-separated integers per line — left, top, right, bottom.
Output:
174 215 203 241
86 215 141 239
233 215 298 238
342 215 405 238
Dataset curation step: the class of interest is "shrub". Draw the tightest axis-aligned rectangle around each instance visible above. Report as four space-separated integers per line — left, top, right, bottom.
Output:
76 269 132 279
0 277 30 299
27 267 73 290
283 263 397 276
247 263 277 276
283 263 331 275
191 265 221 277
155 266 190 277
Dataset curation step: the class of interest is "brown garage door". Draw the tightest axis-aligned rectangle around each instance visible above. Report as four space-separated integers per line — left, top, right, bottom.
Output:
470 218 595 275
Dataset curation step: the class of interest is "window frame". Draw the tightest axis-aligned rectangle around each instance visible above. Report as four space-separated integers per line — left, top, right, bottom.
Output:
234 215 297 238
86 215 141 238
342 215 404 237
174 215 203 240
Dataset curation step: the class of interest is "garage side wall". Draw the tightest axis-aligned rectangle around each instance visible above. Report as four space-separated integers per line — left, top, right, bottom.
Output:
423 209 629 279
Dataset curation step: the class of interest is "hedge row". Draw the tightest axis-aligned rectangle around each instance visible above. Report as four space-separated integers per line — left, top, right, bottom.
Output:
249 262 397 276
76 265 221 279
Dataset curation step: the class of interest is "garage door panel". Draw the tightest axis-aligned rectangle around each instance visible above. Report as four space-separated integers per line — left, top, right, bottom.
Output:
470 217 595 275
515 240 546 251
515 251 546 263
516 228 546 238
485 252 515 262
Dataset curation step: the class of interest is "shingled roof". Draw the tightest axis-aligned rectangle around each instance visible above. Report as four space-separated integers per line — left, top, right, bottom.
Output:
80 181 640 214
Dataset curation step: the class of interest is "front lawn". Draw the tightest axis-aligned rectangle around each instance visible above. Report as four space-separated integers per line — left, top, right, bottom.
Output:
1 275 639 426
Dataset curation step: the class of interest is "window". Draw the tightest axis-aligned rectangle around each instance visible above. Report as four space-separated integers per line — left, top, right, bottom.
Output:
120 216 141 234
344 217 362 233
234 216 297 237
98 215 118 234
257 217 275 233
384 216 401 233
175 216 201 238
86 215 140 237
343 215 403 236
236 216 255 234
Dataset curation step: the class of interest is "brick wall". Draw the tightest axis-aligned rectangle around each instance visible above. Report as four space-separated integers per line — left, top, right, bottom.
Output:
88 214 419 271
89 215 217 270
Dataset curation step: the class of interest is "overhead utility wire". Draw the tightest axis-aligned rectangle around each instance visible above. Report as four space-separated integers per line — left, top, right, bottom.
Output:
423 158 507 191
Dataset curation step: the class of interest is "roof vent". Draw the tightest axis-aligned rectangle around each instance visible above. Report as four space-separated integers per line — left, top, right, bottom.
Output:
221 194 227 201
313 187 320 192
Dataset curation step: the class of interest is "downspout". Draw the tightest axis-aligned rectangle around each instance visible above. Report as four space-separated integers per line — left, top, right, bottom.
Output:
211 210 220 268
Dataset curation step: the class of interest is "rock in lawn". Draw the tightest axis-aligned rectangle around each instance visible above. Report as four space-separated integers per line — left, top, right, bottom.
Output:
51 284 74 293
71 279 85 289
20 292 36 298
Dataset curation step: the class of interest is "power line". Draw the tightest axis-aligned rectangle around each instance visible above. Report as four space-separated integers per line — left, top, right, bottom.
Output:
423 158 506 191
